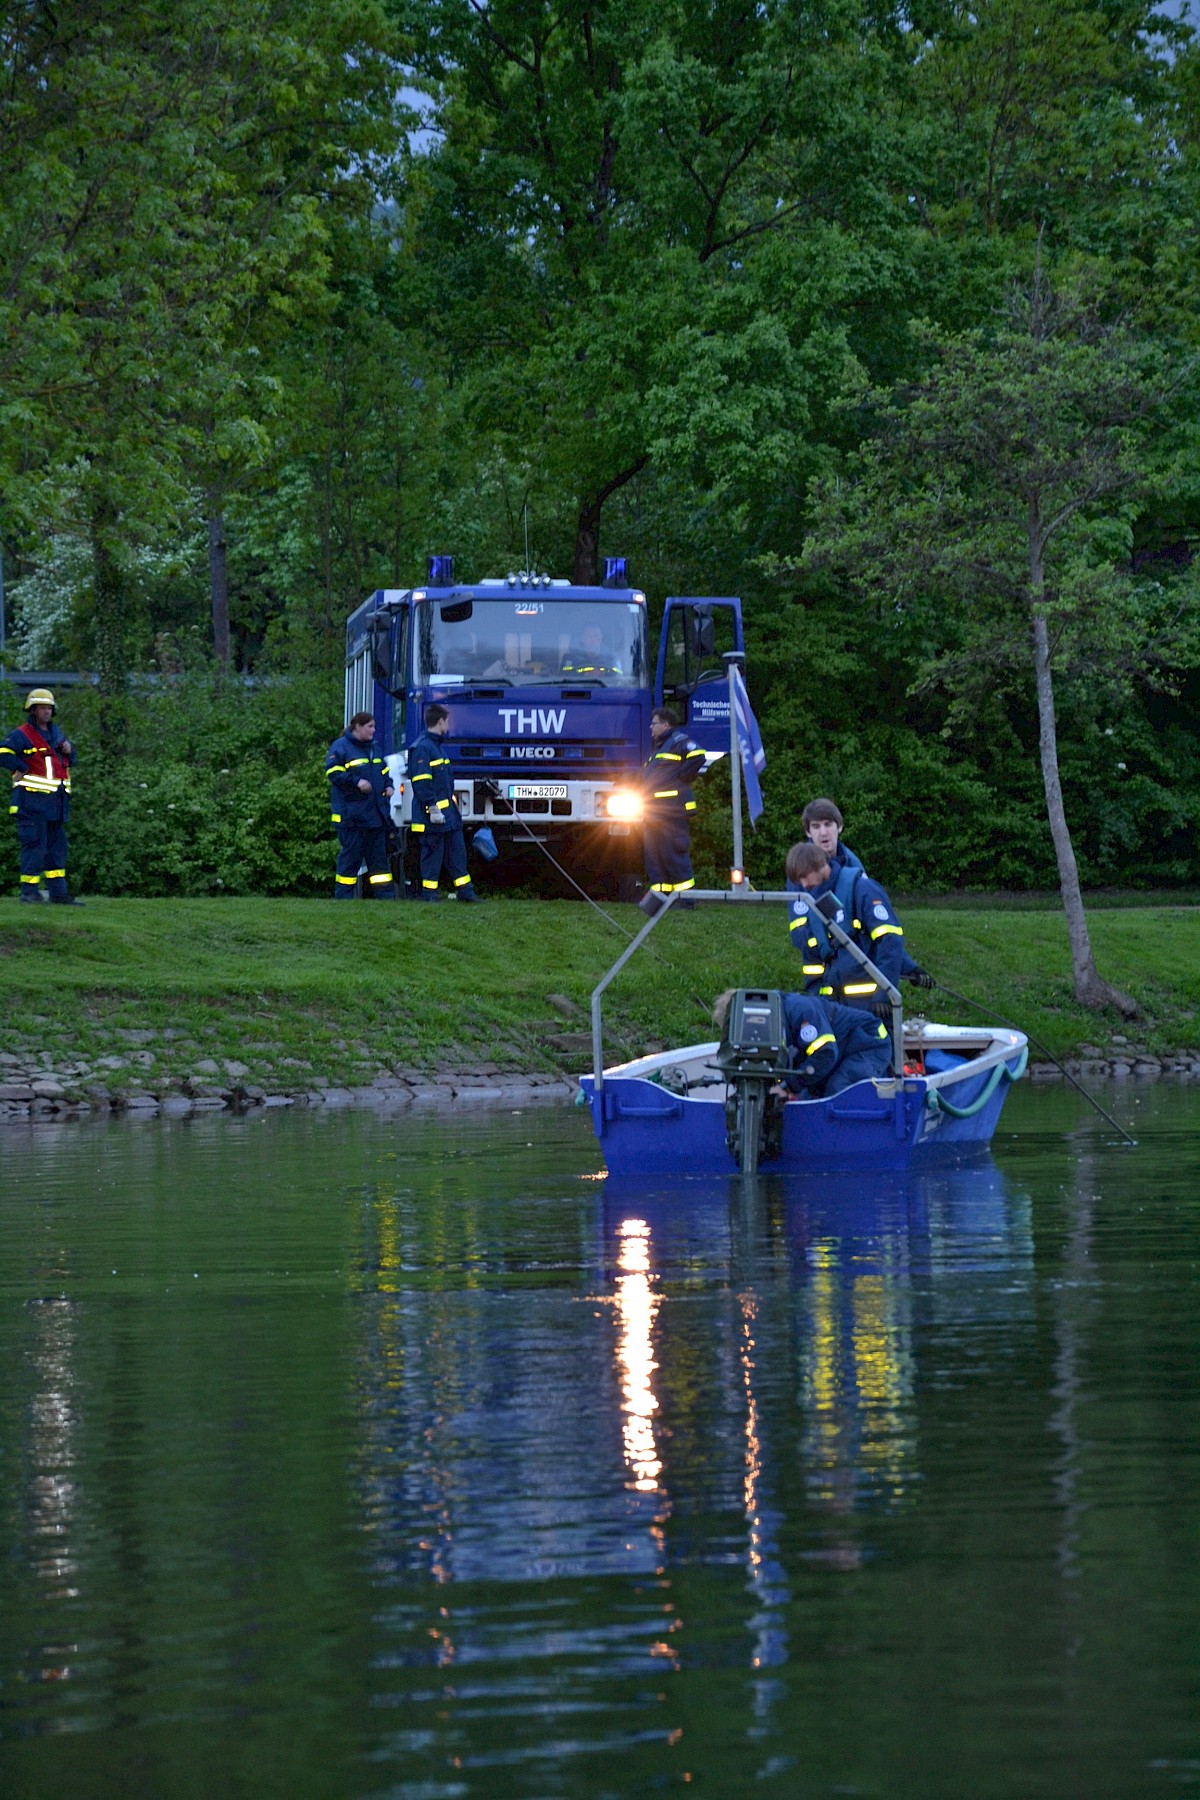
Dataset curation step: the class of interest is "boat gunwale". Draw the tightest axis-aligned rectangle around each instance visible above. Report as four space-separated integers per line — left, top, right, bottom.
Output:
585 1022 1027 1102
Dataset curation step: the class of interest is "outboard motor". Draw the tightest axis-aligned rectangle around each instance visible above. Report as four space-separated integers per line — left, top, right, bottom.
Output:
716 989 791 1174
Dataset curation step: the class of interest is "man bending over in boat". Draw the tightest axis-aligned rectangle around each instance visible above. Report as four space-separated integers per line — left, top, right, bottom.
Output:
784 841 934 1013
712 989 892 1099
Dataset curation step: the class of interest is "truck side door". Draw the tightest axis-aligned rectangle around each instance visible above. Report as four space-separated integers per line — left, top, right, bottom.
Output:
654 597 744 754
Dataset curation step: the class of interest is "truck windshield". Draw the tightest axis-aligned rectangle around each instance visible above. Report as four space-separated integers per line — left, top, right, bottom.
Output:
413 597 647 688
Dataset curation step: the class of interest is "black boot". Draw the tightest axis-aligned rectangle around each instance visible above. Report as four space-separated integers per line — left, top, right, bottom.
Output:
50 895 85 906
19 887 41 904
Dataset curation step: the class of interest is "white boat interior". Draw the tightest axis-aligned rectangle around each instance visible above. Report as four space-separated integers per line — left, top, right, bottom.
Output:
597 1021 1028 1102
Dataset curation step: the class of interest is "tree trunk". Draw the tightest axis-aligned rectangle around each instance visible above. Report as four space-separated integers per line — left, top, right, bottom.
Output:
90 492 128 751
208 502 230 673
1030 607 1137 1016
572 456 650 585
573 499 600 585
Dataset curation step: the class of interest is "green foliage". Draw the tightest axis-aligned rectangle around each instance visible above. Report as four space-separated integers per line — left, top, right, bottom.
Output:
4 0 1200 898
5 673 343 898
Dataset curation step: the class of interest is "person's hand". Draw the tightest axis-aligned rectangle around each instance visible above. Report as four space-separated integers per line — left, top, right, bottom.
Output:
869 998 893 1021
59 739 73 756
357 778 371 792
907 967 935 989
382 785 394 798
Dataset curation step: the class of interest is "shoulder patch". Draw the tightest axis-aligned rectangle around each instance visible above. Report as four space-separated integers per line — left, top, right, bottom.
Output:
873 902 889 919
799 1022 818 1043
792 899 806 916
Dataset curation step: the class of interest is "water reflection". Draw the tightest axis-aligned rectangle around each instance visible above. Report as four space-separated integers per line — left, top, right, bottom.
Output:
613 1218 664 1495
5 1095 1197 1797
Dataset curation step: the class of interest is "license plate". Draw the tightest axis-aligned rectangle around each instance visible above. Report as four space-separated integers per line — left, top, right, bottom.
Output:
508 783 568 800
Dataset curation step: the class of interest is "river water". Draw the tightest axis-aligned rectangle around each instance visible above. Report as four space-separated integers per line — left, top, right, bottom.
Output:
0 1083 1197 1798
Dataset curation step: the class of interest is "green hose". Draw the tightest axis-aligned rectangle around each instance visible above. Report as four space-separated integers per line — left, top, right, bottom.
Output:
927 1045 1029 1119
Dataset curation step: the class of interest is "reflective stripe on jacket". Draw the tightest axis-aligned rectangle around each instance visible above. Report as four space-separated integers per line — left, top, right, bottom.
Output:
641 726 705 816
788 865 916 1001
408 730 456 833
325 732 392 828
1 721 74 818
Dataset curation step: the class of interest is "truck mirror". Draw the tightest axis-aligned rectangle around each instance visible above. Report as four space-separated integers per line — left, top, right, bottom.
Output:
369 616 392 684
691 608 716 658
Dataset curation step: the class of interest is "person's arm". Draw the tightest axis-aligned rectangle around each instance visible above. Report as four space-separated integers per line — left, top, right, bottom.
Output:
326 742 363 800
678 737 706 789
787 901 827 979
0 732 20 782
860 882 907 987
410 738 445 822
782 995 838 1090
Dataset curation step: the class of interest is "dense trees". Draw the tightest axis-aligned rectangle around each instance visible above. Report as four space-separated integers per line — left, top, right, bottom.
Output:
3 0 1200 927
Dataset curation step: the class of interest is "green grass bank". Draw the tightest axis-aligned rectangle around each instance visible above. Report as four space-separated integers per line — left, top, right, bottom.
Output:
0 896 1197 1097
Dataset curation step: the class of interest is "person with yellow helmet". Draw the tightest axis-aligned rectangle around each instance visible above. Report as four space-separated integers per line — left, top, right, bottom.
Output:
1 688 82 904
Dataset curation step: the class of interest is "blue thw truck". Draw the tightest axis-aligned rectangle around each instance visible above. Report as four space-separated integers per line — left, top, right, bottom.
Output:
344 561 744 882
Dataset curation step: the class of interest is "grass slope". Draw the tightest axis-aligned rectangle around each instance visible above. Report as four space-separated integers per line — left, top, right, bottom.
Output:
0 897 1196 1092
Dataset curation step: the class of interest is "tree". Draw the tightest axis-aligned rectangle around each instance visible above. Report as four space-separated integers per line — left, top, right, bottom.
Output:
0 0 404 688
803 259 1199 1013
398 0 908 581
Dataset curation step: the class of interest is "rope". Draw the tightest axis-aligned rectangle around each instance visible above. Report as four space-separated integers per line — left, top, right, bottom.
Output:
930 980 1137 1147
927 1044 1028 1117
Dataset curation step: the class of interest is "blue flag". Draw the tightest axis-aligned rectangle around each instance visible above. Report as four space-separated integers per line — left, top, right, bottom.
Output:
731 666 766 824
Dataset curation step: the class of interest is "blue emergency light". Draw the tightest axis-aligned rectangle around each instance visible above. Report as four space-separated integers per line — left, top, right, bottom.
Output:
427 554 455 584
603 556 627 587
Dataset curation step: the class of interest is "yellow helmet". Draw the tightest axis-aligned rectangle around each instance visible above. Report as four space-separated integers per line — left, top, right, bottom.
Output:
24 688 55 711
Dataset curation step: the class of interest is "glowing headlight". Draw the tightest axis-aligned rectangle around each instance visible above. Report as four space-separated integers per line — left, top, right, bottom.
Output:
605 789 644 822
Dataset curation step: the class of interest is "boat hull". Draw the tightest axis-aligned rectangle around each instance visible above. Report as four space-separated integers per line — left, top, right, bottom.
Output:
580 1035 1026 1176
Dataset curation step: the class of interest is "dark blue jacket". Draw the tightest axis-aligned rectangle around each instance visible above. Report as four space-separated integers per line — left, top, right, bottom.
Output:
788 866 918 1003
781 992 891 1091
1 720 74 821
326 732 393 829
641 726 705 818
409 729 457 832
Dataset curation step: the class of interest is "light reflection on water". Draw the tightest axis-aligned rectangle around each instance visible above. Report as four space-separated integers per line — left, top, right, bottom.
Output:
0 1083 1198 1798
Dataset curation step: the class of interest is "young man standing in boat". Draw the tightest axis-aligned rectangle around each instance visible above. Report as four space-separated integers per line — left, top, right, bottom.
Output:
784 841 934 1011
801 797 863 874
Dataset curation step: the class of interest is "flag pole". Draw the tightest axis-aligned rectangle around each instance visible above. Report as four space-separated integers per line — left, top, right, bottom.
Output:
724 651 745 888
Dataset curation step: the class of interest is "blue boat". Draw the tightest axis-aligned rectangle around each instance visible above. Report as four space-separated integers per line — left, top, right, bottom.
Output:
580 890 1028 1176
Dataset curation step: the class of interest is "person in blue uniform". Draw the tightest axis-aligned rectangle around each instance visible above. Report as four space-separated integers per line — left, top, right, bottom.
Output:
561 623 624 679
325 712 396 899
1 687 81 904
639 706 706 915
801 797 863 875
784 841 934 1009
409 703 480 902
780 991 893 1098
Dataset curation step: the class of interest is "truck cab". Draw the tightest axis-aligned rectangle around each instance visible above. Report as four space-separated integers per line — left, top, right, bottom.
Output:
345 566 744 862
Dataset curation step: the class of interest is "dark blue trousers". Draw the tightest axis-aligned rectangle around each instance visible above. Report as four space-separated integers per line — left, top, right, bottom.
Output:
418 820 472 897
334 823 394 898
17 815 69 899
823 1044 893 1096
644 812 694 893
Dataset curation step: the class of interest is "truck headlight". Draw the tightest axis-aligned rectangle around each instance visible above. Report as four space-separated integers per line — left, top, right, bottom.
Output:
605 789 644 822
